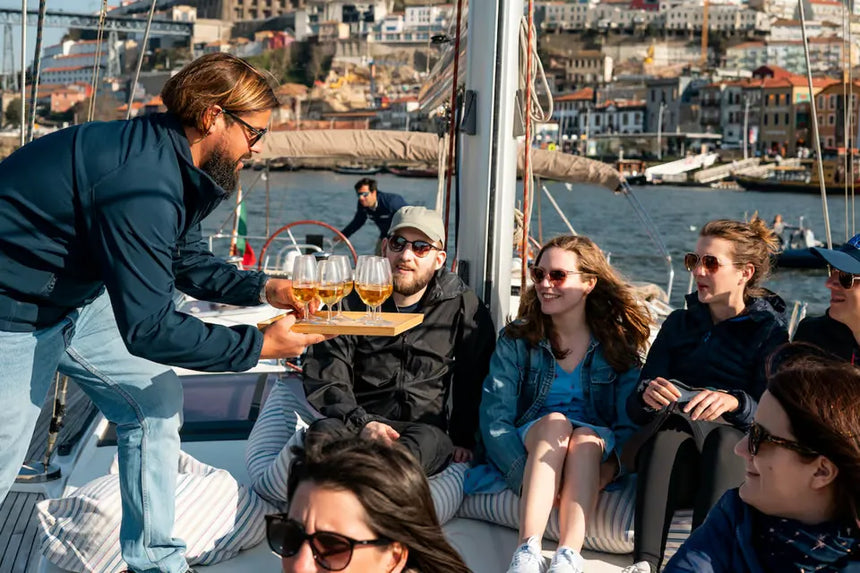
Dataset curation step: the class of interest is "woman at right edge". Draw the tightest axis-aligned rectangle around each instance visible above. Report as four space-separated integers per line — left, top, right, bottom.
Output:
622 218 788 573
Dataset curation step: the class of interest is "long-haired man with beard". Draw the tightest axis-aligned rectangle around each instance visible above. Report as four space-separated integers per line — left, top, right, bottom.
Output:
303 206 496 476
0 54 329 573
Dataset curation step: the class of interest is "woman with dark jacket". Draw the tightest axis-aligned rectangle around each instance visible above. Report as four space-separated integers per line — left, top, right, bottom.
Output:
623 219 789 573
476 235 652 573
793 233 860 363
664 347 860 572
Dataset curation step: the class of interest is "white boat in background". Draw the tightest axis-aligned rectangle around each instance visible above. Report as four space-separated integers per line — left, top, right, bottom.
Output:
645 152 720 184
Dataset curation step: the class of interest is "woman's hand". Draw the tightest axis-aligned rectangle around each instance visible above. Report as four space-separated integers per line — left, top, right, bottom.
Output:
642 377 682 410
683 390 739 421
452 447 473 463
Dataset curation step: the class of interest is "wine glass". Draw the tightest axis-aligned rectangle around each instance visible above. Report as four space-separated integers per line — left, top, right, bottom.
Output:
354 255 374 322
329 255 353 320
291 254 318 322
360 257 393 324
316 260 343 324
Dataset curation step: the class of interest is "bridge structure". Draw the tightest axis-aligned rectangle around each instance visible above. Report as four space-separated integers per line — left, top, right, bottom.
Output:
0 9 192 91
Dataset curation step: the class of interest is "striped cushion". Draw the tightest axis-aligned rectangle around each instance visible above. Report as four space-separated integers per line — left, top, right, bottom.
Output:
458 476 693 557
36 451 277 572
244 379 465 523
458 475 636 554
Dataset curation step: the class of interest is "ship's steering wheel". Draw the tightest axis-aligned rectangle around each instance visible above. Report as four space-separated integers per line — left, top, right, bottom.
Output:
257 220 358 272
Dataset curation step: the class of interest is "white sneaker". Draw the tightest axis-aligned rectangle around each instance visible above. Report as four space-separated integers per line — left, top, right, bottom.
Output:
547 546 584 573
621 562 653 573
506 536 547 573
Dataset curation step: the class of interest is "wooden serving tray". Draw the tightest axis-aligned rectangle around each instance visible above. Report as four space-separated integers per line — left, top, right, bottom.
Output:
259 311 423 336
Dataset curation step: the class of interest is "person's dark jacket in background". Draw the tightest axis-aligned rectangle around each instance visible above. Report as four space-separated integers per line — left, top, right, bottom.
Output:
627 292 789 429
340 190 407 239
0 113 266 371
664 489 860 573
303 268 496 448
794 312 859 364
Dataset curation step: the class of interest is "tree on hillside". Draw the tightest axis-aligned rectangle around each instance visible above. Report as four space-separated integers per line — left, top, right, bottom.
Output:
72 96 123 124
5 98 22 127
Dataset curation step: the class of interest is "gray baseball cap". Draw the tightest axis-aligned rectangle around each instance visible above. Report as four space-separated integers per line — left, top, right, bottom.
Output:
388 206 446 247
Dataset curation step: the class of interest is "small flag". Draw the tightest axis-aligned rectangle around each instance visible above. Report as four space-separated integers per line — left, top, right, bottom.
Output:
242 241 256 267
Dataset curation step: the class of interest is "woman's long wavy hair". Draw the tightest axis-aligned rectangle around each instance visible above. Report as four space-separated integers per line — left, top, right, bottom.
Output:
287 438 470 573
767 344 860 527
505 235 651 371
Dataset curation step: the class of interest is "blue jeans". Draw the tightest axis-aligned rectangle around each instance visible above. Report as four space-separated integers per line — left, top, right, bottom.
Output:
0 290 187 573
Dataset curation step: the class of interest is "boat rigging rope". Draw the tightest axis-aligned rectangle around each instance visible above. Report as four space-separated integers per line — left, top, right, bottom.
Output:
87 0 109 122
442 0 465 248
18 0 26 147
798 0 833 249
126 0 158 120
25 0 46 143
518 17 553 123
520 0 537 288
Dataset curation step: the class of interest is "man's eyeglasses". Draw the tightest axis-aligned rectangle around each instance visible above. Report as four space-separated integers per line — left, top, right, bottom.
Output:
683 252 740 274
222 109 268 147
829 265 859 289
747 422 819 457
265 514 392 571
529 266 592 286
387 234 440 257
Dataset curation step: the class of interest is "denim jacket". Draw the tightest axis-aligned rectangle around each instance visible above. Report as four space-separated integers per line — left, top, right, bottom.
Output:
479 330 640 493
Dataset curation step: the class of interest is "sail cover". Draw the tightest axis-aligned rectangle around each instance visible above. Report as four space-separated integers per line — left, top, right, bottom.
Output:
259 130 622 191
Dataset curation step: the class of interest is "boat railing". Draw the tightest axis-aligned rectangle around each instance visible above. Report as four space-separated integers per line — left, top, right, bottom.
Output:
206 233 323 278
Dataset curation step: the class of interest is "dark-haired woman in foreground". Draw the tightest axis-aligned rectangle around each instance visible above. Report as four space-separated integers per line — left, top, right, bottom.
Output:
268 438 469 573
624 218 788 573
665 347 860 572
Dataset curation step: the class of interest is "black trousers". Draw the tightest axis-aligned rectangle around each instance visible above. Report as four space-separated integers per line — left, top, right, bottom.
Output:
304 417 454 476
632 421 746 571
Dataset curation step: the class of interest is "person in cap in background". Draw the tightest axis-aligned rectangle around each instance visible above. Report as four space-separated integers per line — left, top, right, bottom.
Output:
794 233 860 363
304 206 496 476
338 178 408 255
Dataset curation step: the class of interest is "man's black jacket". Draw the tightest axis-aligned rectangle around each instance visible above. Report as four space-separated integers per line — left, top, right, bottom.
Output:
303 268 495 448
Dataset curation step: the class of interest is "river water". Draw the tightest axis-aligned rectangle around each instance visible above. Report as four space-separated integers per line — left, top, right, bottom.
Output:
203 170 850 317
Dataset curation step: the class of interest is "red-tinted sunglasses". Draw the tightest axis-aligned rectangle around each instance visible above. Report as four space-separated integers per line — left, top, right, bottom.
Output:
387 234 440 258
529 266 592 285
683 252 740 274
829 265 859 289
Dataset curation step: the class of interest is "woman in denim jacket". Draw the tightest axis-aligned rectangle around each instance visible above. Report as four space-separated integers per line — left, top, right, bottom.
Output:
478 235 651 573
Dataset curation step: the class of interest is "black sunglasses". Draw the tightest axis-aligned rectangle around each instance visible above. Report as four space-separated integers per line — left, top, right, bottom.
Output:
747 422 819 457
529 266 592 285
388 234 440 257
683 252 741 274
357 191 373 198
222 109 268 147
265 515 392 571
828 265 859 289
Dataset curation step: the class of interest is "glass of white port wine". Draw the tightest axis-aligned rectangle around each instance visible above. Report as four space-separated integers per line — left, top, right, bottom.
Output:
291 254 318 322
357 256 393 324
329 254 353 321
316 260 343 324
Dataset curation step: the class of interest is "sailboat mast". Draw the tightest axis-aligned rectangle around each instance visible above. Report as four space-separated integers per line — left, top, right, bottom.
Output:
458 0 523 326
18 0 26 147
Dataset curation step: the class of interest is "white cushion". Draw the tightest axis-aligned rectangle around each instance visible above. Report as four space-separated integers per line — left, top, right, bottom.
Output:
244 379 466 523
37 451 277 572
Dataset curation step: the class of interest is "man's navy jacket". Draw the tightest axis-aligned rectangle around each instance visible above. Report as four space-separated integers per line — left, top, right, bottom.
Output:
340 190 407 239
0 113 266 371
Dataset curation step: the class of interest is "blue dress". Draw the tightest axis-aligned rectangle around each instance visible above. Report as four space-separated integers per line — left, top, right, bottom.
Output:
516 362 616 461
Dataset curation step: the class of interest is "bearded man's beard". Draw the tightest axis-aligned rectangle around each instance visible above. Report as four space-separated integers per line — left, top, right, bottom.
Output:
201 144 242 194
393 265 435 296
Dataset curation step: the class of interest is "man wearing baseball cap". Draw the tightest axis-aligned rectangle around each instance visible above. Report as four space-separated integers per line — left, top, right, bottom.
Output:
302 206 496 476
794 233 860 362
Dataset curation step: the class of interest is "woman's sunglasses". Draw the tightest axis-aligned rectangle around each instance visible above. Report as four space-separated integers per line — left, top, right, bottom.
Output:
265 514 392 571
683 252 739 274
747 422 819 457
529 266 591 285
387 234 440 257
829 265 859 289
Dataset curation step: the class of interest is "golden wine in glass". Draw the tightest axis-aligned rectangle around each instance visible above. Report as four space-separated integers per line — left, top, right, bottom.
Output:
317 260 343 324
292 254 318 322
